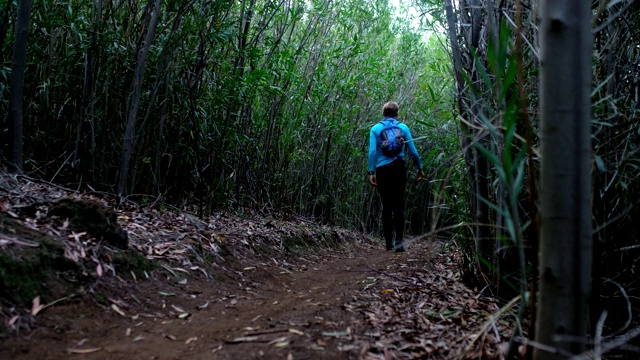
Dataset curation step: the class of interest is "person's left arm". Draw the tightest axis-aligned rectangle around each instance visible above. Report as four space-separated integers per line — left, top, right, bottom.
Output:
368 127 378 186
403 126 425 181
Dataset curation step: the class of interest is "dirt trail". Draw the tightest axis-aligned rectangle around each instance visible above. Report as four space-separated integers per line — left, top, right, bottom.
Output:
2 238 441 360
0 174 509 359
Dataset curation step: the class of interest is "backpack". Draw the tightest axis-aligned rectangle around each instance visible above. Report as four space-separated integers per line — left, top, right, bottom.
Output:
379 121 405 156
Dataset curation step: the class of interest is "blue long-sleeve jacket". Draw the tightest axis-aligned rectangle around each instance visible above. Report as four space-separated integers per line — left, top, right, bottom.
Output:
368 117 422 173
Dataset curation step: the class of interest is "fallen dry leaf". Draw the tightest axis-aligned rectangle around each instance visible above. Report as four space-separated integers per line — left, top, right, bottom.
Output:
288 328 304 336
171 304 185 313
111 304 126 317
268 336 289 346
67 348 102 354
228 336 262 343
197 301 210 310
31 296 44 316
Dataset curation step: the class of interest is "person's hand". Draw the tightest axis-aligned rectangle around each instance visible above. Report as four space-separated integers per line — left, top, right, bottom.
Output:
416 170 425 182
369 174 377 187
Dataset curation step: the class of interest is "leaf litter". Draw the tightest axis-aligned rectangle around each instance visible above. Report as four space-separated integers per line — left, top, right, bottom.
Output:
0 172 513 359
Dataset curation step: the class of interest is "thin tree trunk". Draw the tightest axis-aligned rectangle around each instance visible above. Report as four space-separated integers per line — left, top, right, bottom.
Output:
470 15 492 279
511 1 540 358
75 0 103 182
117 0 162 195
474 144 492 270
470 0 482 48
6 0 33 173
534 0 593 358
444 0 479 271
485 0 505 286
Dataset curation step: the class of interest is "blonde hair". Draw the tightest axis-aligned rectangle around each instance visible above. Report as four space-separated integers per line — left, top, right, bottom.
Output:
382 101 399 118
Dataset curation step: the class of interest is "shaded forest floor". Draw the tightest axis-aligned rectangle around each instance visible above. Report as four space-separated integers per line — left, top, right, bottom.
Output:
0 173 512 359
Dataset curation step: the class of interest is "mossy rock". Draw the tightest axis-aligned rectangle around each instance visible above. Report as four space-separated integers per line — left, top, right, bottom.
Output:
0 213 79 307
0 210 155 308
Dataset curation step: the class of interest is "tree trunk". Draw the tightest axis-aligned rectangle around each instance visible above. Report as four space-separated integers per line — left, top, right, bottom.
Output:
484 0 505 286
470 0 482 48
75 0 103 182
6 0 33 173
117 0 162 195
444 0 481 276
534 0 593 358
469 0 493 278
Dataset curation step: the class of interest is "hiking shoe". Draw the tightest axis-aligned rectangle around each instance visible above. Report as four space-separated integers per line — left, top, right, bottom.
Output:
395 242 406 252
385 240 394 251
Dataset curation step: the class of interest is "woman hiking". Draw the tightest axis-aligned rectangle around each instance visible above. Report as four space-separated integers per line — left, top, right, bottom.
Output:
367 101 424 252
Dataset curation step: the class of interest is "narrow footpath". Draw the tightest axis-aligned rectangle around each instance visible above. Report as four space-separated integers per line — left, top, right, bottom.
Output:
1 237 507 360
0 174 509 359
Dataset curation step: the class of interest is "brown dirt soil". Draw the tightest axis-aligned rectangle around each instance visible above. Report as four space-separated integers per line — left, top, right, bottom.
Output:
0 174 509 359
0 240 423 359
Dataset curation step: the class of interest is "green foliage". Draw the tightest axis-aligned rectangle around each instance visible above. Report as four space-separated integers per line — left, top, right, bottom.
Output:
0 0 458 234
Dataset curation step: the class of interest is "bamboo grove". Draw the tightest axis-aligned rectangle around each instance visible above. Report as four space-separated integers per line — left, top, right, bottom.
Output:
1 0 457 233
5 0 640 356
434 0 640 357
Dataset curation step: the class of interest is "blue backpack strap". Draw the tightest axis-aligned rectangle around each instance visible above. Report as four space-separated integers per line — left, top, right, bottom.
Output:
380 118 396 128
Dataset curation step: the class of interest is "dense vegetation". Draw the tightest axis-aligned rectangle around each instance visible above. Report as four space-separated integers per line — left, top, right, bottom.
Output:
434 0 640 357
4 0 640 357
1 0 458 237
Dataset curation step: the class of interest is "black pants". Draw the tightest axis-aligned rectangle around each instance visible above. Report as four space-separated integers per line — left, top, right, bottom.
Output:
376 160 407 247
